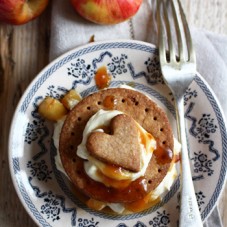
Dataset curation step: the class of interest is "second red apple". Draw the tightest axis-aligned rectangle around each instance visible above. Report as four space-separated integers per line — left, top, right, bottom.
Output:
71 0 143 25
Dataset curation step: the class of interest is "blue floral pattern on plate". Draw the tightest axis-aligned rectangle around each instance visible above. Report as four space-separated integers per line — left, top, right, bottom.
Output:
9 40 227 227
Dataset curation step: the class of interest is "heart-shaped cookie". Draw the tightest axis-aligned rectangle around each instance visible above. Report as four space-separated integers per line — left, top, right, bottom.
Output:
86 114 141 172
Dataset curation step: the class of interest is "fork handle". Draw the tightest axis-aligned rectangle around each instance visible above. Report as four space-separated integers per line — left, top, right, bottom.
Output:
176 96 203 227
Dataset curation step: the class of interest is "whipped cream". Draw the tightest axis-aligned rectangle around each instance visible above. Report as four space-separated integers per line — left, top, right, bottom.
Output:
149 138 180 201
77 109 156 183
53 116 68 177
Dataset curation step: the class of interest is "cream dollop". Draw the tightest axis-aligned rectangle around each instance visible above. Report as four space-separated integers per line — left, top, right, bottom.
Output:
53 116 68 177
77 109 156 183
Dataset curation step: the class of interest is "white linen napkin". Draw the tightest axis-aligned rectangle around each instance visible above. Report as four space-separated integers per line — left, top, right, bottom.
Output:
49 0 226 226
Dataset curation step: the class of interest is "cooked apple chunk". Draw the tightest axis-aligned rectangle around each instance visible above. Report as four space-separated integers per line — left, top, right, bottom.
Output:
61 90 82 110
38 97 68 121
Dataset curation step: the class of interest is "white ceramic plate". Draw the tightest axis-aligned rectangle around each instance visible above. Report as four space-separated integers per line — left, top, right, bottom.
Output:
9 40 227 227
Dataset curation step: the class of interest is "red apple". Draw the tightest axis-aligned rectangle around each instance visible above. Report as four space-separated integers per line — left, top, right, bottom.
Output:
0 0 49 25
70 0 143 25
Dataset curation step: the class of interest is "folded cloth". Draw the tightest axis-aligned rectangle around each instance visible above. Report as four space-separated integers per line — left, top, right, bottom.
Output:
49 0 226 226
49 0 153 59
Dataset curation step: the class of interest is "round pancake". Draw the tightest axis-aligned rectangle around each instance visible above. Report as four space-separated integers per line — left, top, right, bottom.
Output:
59 88 174 203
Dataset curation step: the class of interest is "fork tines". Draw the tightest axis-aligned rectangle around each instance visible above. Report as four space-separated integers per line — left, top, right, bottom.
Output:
157 0 195 64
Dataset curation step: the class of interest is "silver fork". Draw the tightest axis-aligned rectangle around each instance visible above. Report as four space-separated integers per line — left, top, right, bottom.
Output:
157 0 203 226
